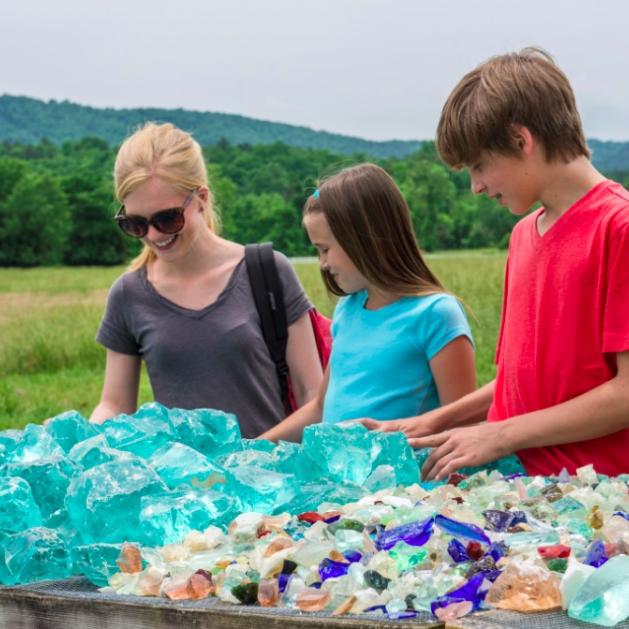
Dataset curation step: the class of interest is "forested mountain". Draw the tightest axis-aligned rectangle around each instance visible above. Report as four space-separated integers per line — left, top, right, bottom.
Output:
0 95 420 159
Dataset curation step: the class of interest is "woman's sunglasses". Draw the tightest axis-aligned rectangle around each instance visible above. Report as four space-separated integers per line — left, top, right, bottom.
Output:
114 189 197 238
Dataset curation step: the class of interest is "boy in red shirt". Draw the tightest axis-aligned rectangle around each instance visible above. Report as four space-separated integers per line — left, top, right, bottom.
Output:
364 48 629 479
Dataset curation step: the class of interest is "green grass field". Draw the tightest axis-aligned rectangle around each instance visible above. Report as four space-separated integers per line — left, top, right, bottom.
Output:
0 251 506 430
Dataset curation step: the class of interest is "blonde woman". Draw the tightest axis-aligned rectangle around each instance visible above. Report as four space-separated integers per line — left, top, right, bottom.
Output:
91 123 322 437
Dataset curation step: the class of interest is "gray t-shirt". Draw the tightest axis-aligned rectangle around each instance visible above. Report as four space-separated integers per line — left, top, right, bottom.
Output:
96 253 311 438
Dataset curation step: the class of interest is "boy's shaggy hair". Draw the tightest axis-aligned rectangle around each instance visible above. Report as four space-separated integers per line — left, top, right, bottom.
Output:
436 47 590 167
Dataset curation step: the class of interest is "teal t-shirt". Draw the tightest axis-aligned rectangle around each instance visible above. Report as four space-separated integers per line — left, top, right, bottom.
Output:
322 290 473 424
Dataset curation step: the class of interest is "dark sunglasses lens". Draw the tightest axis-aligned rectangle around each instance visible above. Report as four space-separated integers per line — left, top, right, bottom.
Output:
118 217 148 238
151 209 185 234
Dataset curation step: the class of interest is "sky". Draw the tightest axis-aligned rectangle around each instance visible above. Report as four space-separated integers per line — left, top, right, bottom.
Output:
2 0 628 142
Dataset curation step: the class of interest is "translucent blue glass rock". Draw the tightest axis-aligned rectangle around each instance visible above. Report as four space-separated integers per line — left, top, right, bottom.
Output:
44 507 82 547
219 448 277 471
0 527 71 586
167 406 241 458
229 465 297 513
71 543 125 587
301 424 384 486
65 459 168 544
0 429 21 460
447 538 469 563
139 488 240 544
281 482 365 515
319 558 350 581
44 410 99 453
435 514 491 544
267 440 303 478
372 431 420 486
5 456 77 519
0 477 42 534
377 517 434 551
67 434 136 470
430 572 487 615
101 410 174 458
9 424 63 463
242 438 275 452
148 442 230 490
584 539 608 568
568 555 629 626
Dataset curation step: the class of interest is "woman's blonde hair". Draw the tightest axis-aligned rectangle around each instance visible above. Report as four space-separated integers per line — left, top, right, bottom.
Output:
114 122 217 270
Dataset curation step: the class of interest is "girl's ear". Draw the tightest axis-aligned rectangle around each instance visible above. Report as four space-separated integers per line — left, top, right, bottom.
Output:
511 124 535 157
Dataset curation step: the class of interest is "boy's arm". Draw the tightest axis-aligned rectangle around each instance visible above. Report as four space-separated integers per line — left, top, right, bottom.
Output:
258 367 329 443
361 380 495 438
416 351 629 480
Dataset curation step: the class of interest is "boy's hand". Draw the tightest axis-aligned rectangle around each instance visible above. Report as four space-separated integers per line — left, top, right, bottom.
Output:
410 422 510 481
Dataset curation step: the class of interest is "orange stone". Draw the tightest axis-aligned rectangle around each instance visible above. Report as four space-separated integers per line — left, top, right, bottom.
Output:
116 543 143 574
296 587 332 612
257 578 280 607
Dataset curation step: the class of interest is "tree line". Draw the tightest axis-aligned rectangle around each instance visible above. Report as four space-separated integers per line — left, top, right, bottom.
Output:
1 137 627 267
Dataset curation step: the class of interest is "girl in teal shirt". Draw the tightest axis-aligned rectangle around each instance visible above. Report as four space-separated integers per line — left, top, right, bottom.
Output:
261 163 475 442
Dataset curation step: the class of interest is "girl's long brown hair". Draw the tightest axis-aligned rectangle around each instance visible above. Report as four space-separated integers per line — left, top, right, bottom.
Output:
304 163 444 297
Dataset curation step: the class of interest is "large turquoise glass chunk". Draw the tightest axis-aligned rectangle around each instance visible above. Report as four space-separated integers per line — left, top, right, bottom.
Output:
167 406 241 458
71 543 124 587
373 431 420 486
67 434 136 470
272 440 303 475
139 488 240 544
9 424 63 463
65 459 168 544
5 456 77 519
101 412 174 458
45 411 99 453
219 448 276 471
301 424 383 485
0 527 71 586
148 442 230 490
568 555 629 626
0 477 42 534
0 429 21 460
283 482 366 514
229 465 297 513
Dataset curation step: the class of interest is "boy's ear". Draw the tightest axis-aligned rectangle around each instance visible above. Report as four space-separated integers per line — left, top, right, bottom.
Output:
510 124 535 157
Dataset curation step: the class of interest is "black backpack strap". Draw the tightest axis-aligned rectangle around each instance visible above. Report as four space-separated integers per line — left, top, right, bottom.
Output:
244 243 291 412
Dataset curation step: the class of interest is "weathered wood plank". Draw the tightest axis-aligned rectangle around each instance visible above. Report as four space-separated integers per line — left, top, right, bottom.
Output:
446 609 629 629
0 580 443 629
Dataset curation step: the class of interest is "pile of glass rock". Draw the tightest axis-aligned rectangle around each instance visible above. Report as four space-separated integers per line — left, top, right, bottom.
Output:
2 403 629 626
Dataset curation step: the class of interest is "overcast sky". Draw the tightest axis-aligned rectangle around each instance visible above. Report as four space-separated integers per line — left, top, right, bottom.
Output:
2 0 628 142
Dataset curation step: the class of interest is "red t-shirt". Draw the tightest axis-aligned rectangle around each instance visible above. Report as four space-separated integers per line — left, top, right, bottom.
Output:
488 180 629 476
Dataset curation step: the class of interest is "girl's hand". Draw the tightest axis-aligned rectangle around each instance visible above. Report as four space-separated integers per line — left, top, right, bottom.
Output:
360 413 441 438
409 422 510 481
358 418 407 433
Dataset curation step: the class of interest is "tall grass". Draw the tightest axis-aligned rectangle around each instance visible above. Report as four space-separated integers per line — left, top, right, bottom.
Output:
0 251 506 429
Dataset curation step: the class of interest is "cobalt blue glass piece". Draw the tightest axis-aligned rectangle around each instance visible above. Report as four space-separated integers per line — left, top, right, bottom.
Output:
365 605 387 613
447 539 469 563
343 550 362 563
430 572 487 615
613 511 629 521
278 572 291 593
318 558 350 581
485 541 508 562
435 514 490 544
584 539 608 568
504 472 526 480
323 514 341 524
376 517 434 551
482 509 527 532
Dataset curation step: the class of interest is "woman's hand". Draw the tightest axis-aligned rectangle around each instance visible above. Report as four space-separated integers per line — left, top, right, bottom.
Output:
410 422 511 481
